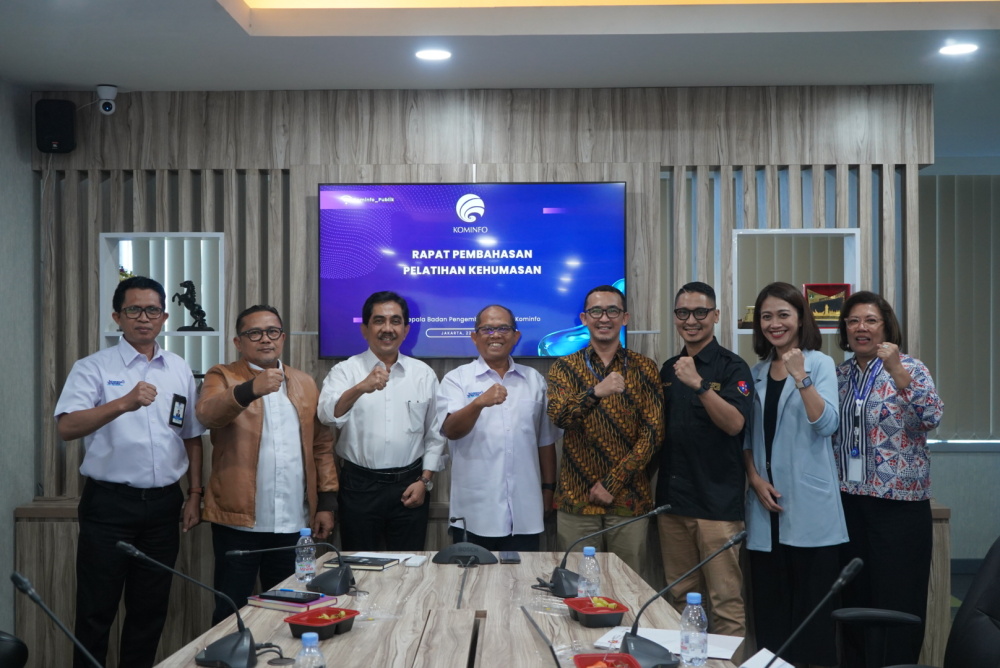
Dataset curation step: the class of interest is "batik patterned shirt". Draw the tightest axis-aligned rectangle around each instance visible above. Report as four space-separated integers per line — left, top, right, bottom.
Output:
547 346 664 516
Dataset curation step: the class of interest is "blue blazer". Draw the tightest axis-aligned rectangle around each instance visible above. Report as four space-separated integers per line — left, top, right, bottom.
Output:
743 349 847 551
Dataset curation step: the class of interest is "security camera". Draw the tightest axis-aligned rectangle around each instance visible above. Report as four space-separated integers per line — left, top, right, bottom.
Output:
97 84 118 116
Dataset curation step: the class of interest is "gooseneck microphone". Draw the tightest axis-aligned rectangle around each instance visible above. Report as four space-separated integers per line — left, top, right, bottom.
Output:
225 542 354 596
117 542 256 668
432 516 498 565
621 530 747 667
761 557 864 668
10 571 102 668
544 504 672 598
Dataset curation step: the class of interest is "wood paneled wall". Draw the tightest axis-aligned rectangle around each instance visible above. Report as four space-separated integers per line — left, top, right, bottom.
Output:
20 84 935 666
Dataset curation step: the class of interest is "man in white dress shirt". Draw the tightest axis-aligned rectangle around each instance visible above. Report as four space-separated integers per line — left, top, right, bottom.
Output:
54 276 205 668
318 291 446 550
195 305 338 624
437 305 560 551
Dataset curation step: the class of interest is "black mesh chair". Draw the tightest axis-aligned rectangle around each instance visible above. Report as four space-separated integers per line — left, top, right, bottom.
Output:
834 532 1000 668
0 630 28 668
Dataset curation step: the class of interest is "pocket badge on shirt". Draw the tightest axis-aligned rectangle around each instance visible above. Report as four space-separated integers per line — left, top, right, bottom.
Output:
170 394 187 427
737 380 750 396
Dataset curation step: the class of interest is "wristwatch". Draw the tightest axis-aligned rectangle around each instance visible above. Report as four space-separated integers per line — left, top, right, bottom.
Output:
694 379 711 396
794 376 813 390
419 475 434 491
541 483 556 492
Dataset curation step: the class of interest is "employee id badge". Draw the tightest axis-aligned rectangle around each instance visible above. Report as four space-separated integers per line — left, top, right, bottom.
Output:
170 394 187 427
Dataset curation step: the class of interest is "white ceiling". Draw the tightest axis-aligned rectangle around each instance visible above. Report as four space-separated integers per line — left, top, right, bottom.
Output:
1 1 998 158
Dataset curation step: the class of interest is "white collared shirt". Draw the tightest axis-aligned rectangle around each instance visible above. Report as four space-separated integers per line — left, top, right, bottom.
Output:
317 348 446 471
236 360 307 533
54 337 205 487
437 356 561 537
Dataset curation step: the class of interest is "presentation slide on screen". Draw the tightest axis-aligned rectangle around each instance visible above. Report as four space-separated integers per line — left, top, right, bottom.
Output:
318 182 626 358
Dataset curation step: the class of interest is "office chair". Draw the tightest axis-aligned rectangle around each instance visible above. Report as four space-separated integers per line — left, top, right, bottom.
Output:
0 630 28 668
834 532 1000 668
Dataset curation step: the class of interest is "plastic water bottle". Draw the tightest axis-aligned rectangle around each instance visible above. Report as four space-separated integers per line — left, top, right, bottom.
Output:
576 546 601 598
295 527 316 583
679 592 708 666
294 631 326 667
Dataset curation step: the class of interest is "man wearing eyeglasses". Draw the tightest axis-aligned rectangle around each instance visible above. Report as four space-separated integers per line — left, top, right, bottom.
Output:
317 291 446 551
436 305 561 551
195 305 338 624
547 285 664 575
656 282 753 647
54 276 205 668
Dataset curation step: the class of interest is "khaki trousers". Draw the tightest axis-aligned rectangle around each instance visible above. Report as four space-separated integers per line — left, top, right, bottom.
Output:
557 510 647 576
657 513 746 641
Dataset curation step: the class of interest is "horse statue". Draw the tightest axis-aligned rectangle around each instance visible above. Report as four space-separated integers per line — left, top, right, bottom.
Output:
171 280 213 331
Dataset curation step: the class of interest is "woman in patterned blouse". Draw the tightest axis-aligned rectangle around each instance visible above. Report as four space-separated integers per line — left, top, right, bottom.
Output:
833 291 944 667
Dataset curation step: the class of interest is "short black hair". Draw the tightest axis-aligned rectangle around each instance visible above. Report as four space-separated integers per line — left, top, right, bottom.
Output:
583 285 627 312
113 276 166 312
675 281 716 307
474 304 517 329
837 291 903 351
362 291 409 325
235 304 283 335
751 281 823 359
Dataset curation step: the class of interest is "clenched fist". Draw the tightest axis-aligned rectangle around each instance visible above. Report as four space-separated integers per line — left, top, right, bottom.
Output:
593 371 626 398
476 383 508 407
361 364 390 393
252 367 284 397
123 381 157 411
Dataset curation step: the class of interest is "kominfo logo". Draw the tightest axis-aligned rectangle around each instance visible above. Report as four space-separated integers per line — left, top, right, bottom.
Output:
456 194 485 222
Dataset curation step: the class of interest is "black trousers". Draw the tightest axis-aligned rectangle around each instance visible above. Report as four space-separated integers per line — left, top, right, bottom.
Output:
839 493 932 667
210 523 299 625
449 526 541 552
748 514 841 667
338 463 428 551
74 478 182 668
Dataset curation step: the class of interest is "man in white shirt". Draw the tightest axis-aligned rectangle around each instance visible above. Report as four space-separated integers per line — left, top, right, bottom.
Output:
318 291 446 550
195 305 338 624
54 276 205 668
437 305 560 551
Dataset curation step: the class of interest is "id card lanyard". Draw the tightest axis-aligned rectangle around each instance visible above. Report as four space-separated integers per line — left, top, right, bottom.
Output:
848 359 882 481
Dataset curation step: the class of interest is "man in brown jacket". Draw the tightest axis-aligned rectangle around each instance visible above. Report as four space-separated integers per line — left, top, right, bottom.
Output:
196 305 338 624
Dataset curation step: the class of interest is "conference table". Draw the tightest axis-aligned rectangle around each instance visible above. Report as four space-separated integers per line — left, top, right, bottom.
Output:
155 551 738 668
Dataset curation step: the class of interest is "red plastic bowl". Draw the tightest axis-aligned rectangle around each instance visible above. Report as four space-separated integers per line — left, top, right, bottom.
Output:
283 607 361 639
572 653 642 668
564 596 629 628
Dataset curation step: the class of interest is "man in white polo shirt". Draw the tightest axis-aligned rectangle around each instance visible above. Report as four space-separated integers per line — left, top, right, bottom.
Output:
437 304 560 551
54 276 204 668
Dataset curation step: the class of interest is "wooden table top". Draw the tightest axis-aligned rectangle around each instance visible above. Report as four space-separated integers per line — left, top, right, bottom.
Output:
155 551 737 668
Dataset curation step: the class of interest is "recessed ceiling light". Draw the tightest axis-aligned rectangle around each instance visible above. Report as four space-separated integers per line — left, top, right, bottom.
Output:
940 43 978 56
416 49 451 61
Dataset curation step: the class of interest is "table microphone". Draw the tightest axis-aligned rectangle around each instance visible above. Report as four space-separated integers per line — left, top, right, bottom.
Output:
760 557 864 668
543 504 671 598
117 541 256 668
620 530 746 668
10 571 102 668
432 516 498 565
225 542 354 596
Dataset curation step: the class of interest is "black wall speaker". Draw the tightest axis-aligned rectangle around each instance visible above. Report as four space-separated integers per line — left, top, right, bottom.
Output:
35 99 76 154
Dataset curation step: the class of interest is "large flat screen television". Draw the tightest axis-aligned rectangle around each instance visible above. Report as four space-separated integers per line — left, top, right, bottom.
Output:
318 182 626 359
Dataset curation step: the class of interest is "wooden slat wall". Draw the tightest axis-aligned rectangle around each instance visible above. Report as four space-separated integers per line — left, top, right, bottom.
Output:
21 84 935 666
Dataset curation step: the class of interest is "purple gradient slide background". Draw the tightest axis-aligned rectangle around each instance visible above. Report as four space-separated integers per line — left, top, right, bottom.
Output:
318 182 625 358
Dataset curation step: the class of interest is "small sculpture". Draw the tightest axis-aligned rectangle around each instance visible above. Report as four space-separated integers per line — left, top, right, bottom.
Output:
172 280 214 331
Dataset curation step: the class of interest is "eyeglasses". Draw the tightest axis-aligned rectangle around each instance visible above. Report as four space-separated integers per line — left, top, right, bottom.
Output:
584 306 624 319
120 305 164 319
845 317 883 329
674 307 713 321
475 325 516 336
239 327 284 342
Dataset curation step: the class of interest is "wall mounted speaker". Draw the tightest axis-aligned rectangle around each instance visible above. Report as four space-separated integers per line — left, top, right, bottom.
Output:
35 99 76 154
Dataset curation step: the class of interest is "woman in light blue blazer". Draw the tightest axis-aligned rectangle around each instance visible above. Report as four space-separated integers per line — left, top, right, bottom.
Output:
743 282 847 668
